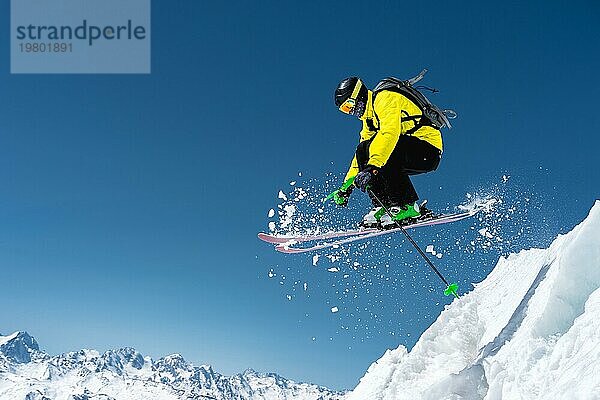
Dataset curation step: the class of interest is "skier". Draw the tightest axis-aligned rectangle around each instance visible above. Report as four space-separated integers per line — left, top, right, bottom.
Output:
331 76 444 228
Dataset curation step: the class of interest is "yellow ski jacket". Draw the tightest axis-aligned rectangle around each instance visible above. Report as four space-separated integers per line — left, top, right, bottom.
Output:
344 90 443 182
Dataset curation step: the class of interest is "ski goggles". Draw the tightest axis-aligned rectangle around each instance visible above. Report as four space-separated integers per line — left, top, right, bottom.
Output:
338 79 363 115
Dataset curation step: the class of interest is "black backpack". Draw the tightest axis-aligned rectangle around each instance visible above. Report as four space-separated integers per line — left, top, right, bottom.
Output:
372 69 457 134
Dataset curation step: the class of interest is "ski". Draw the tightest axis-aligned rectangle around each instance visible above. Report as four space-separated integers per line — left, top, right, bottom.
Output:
272 209 479 254
258 209 476 246
258 227 378 245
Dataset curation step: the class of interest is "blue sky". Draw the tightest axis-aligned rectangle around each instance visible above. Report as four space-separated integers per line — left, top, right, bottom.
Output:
1 0 599 391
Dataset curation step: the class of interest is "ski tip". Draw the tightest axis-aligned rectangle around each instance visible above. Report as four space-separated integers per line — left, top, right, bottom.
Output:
257 232 271 241
274 245 305 254
258 232 296 245
257 232 274 243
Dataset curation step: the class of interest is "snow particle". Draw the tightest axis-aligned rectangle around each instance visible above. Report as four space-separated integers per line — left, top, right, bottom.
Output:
331 307 339 313
478 228 494 239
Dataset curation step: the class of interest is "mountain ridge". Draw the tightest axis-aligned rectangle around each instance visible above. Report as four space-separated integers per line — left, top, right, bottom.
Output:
0 331 345 400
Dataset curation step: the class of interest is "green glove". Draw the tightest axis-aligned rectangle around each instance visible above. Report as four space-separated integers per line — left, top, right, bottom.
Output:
325 177 355 206
333 188 352 206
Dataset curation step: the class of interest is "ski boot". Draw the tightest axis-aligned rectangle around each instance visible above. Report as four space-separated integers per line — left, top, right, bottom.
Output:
416 200 435 221
379 202 421 229
360 207 383 228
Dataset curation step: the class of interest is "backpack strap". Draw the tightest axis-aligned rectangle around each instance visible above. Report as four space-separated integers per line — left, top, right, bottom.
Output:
374 88 430 135
365 91 380 133
366 117 378 132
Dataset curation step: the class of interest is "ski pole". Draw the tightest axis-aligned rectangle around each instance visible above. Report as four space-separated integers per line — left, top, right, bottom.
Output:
367 189 459 299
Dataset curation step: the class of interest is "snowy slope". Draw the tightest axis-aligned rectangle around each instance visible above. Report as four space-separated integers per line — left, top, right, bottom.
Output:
0 333 345 400
347 200 600 400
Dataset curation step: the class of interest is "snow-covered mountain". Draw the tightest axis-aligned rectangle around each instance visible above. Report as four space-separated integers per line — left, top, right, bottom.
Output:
0 332 345 400
347 200 600 400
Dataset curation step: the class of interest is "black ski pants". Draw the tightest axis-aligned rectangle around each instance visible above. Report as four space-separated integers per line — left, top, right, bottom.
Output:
355 135 441 208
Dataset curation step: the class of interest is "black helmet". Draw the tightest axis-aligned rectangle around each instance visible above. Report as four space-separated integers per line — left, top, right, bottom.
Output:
334 77 368 117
